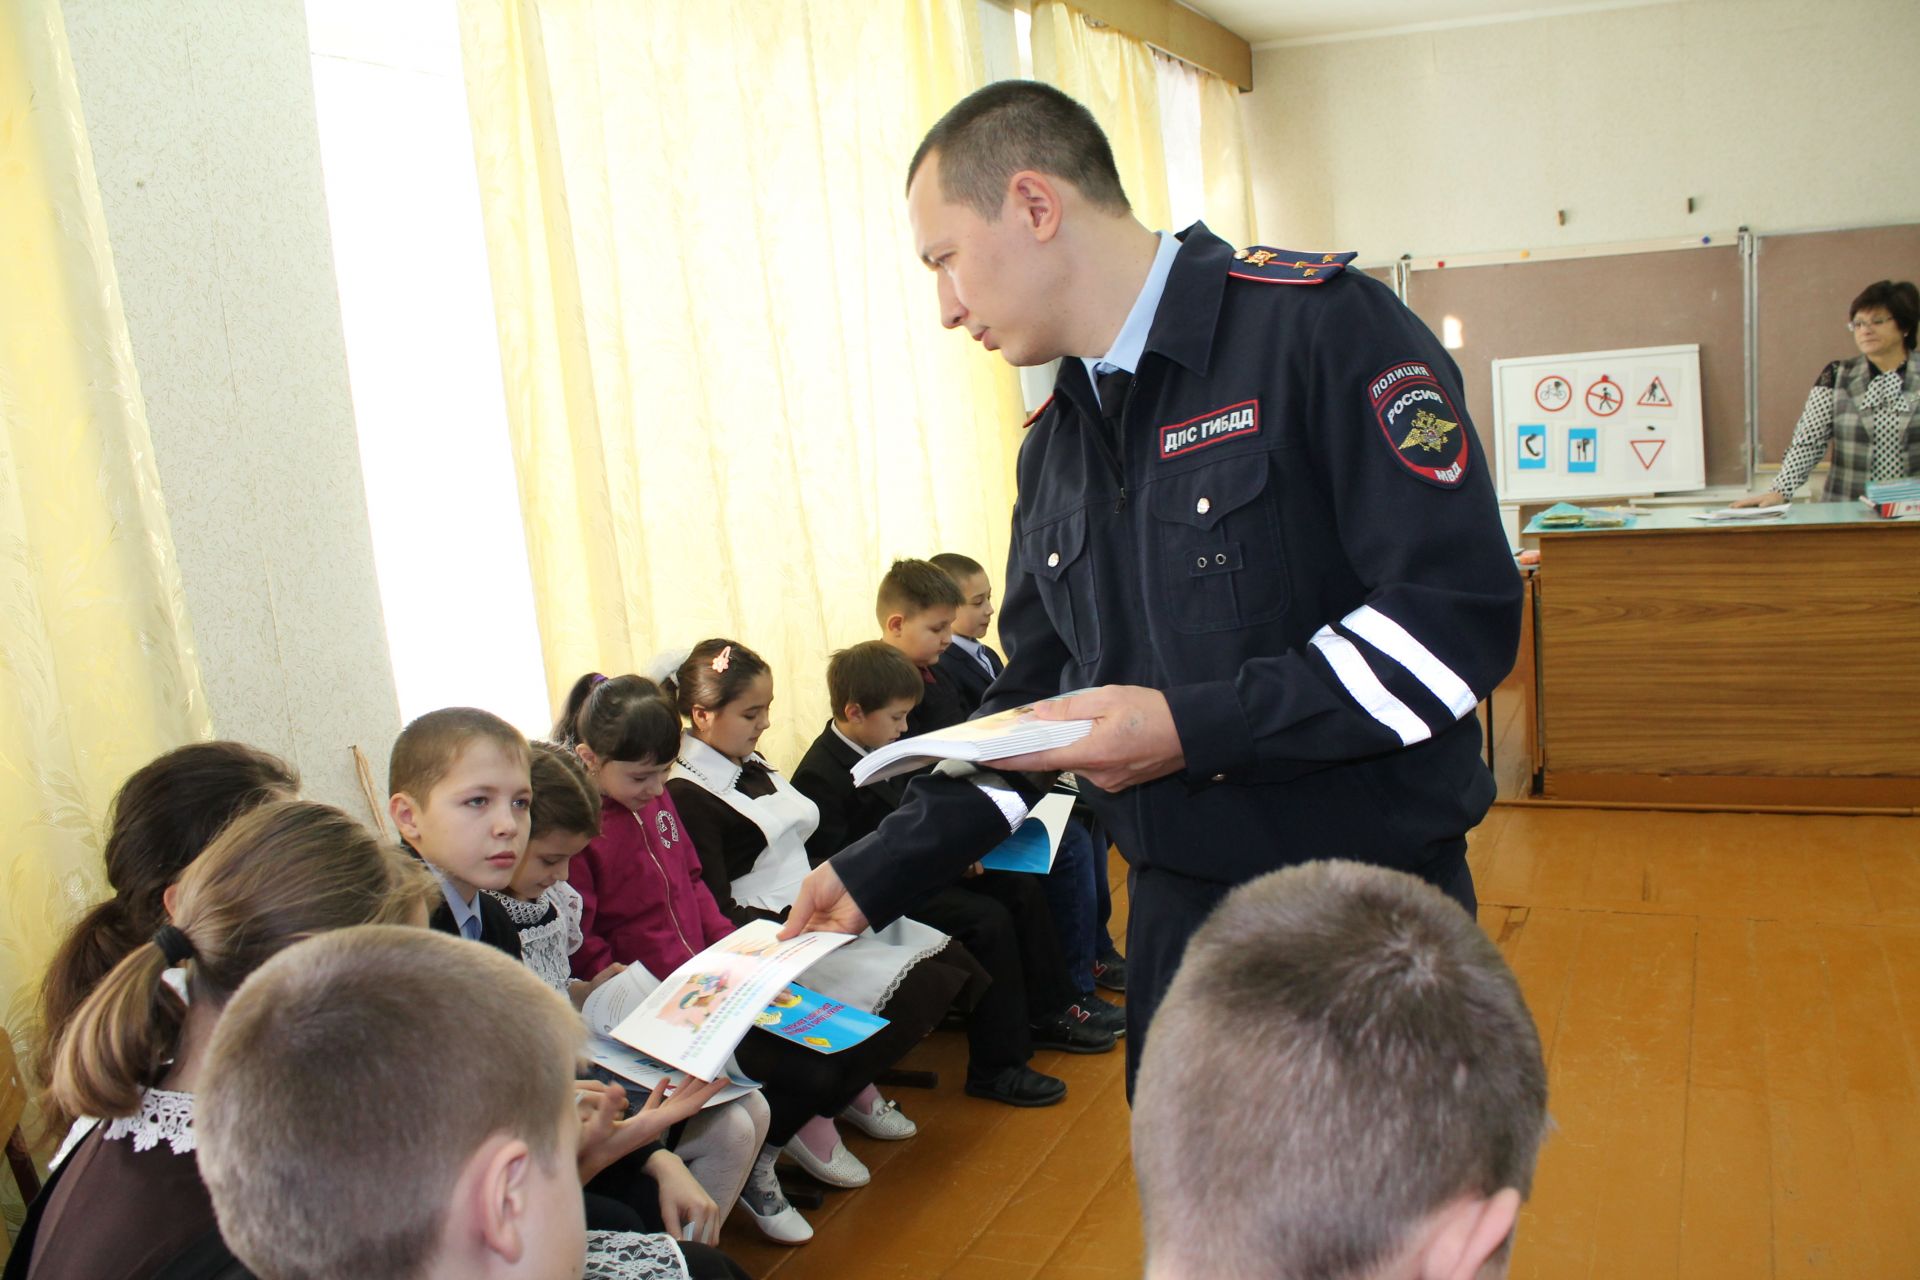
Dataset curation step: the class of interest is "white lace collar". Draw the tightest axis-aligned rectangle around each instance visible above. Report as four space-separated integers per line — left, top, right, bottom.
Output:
672 734 767 794
101 1087 196 1155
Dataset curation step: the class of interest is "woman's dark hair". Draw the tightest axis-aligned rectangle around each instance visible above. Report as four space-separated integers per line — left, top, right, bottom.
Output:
664 639 772 720
1850 280 1918 351
553 672 681 765
32 742 297 1101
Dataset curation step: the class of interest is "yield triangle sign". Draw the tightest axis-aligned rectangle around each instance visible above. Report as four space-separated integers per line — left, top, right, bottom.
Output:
1630 438 1666 469
1637 376 1672 407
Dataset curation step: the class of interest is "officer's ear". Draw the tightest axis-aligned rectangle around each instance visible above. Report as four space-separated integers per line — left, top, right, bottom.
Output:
1006 170 1063 243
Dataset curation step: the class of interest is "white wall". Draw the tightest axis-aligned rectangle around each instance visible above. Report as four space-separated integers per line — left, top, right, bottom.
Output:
1243 0 1920 262
62 0 401 816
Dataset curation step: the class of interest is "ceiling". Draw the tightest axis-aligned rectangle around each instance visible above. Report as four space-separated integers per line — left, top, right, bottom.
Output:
1185 0 1684 47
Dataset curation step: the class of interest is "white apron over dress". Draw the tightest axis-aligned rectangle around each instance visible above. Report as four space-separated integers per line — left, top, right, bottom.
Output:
672 735 953 1014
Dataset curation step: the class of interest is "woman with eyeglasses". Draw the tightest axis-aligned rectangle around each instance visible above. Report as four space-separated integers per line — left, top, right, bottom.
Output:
1732 279 1920 506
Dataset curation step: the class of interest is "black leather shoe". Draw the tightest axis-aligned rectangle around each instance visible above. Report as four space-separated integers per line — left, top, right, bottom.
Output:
965 1064 1068 1107
1092 953 1128 992
1030 1007 1116 1054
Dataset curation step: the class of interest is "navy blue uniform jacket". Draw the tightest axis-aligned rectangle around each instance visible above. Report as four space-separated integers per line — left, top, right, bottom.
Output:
830 224 1521 928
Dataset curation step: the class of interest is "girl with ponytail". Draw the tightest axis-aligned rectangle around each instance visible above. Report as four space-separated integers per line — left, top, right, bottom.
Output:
30 742 297 1119
15 800 434 1280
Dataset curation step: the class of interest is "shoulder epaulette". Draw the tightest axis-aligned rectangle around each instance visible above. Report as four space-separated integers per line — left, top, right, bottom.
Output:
1227 247 1357 285
1021 393 1056 430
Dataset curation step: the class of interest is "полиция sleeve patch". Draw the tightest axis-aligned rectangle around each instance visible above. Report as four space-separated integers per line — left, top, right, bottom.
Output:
1369 362 1471 488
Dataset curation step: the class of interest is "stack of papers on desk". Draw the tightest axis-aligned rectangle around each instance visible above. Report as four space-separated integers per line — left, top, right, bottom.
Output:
1692 504 1791 522
1532 502 1631 530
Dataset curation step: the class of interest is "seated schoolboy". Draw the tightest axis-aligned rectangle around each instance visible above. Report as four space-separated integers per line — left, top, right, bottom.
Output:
197 926 751 1280
878 559 1122 1037
873 557 968 738
1133 861 1549 1280
792 643 1108 1106
389 707 720 1250
932 551 1127 996
388 707 533 957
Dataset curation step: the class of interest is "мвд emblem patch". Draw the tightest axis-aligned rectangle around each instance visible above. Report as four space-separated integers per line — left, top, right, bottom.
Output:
1369 362 1470 488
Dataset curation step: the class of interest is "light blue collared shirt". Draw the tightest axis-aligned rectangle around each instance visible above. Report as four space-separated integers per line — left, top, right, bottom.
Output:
433 869 484 941
948 633 995 677
1081 230 1181 398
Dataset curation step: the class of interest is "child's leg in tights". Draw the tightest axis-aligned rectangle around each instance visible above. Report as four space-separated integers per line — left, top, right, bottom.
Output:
671 1091 770 1212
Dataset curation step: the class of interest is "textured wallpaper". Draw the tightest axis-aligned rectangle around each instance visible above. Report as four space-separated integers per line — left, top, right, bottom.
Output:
61 0 402 817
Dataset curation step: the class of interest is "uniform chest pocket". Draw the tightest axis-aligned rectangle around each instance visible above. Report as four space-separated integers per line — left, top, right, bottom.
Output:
1146 458 1288 633
1018 509 1102 666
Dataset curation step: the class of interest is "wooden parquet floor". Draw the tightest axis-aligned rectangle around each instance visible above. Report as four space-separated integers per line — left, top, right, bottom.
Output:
721 689 1920 1279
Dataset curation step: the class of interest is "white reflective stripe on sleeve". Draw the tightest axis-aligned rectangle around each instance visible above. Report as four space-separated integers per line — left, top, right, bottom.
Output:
1309 626 1431 746
1341 604 1480 721
971 778 1032 833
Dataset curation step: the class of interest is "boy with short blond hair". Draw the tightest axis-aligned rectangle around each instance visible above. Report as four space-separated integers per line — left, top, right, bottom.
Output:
1134 861 1548 1280
389 707 533 956
198 926 705 1280
875 557 968 737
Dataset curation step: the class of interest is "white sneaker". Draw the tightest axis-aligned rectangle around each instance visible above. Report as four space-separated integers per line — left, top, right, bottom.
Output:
838 1094 917 1140
738 1162 813 1244
781 1134 871 1187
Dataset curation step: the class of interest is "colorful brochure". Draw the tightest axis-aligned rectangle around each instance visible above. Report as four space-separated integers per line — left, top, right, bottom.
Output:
752 982 888 1053
605 919 857 1081
584 1035 761 1110
979 790 1077 874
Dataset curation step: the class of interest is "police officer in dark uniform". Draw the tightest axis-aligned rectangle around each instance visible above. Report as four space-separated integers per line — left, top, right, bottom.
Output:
782 81 1521 1092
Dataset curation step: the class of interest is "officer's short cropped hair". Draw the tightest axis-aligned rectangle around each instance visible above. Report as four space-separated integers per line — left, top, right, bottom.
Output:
198 926 583 1280
829 641 925 718
907 80 1130 219
876 558 964 622
1849 279 1919 351
1133 861 1548 1280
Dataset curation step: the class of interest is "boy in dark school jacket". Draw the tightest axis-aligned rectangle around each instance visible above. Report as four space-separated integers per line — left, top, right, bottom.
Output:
792 642 1109 1106
387 706 530 959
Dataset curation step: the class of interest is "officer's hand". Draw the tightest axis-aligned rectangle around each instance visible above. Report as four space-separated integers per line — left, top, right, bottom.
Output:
1729 491 1788 508
992 686 1185 793
778 860 870 940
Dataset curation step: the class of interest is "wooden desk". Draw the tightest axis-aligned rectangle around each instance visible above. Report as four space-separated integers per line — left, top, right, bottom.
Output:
1530 504 1920 808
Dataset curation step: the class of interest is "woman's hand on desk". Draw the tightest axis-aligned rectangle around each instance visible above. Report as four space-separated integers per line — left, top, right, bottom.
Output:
1729 491 1789 508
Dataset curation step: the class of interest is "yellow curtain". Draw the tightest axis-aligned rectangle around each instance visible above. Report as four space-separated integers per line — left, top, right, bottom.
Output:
1030 0 1172 234
457 0 1024 768
1195 64 1257 248
0 0 210 1177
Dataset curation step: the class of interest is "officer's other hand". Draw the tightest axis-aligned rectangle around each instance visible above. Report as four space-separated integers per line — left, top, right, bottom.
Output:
1729 491 1788 508
778 861 870 940
992 685 1185 793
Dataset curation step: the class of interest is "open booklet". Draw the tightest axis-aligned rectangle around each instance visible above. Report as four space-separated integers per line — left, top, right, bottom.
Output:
599 919 880 1082
851 690 1096 787
979 790 1077 874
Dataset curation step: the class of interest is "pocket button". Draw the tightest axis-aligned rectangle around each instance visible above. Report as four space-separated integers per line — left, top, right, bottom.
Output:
1196 497 1211 514
1047 551 1060 567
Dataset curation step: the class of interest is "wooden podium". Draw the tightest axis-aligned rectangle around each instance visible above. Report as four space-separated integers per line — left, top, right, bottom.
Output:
1529 503 1920 810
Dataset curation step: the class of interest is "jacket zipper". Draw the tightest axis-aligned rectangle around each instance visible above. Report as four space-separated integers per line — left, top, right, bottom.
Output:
635 808 696 961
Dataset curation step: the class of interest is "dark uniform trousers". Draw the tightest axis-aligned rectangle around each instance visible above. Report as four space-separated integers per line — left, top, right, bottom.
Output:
829 223 1521 1096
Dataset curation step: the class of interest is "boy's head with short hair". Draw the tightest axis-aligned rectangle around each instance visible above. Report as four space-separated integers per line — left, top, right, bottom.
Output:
829 641 925 751
931 552 993 641
1134 860 1547 1280
198 925 588 1280
876 558 962 668
388 708 533 901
